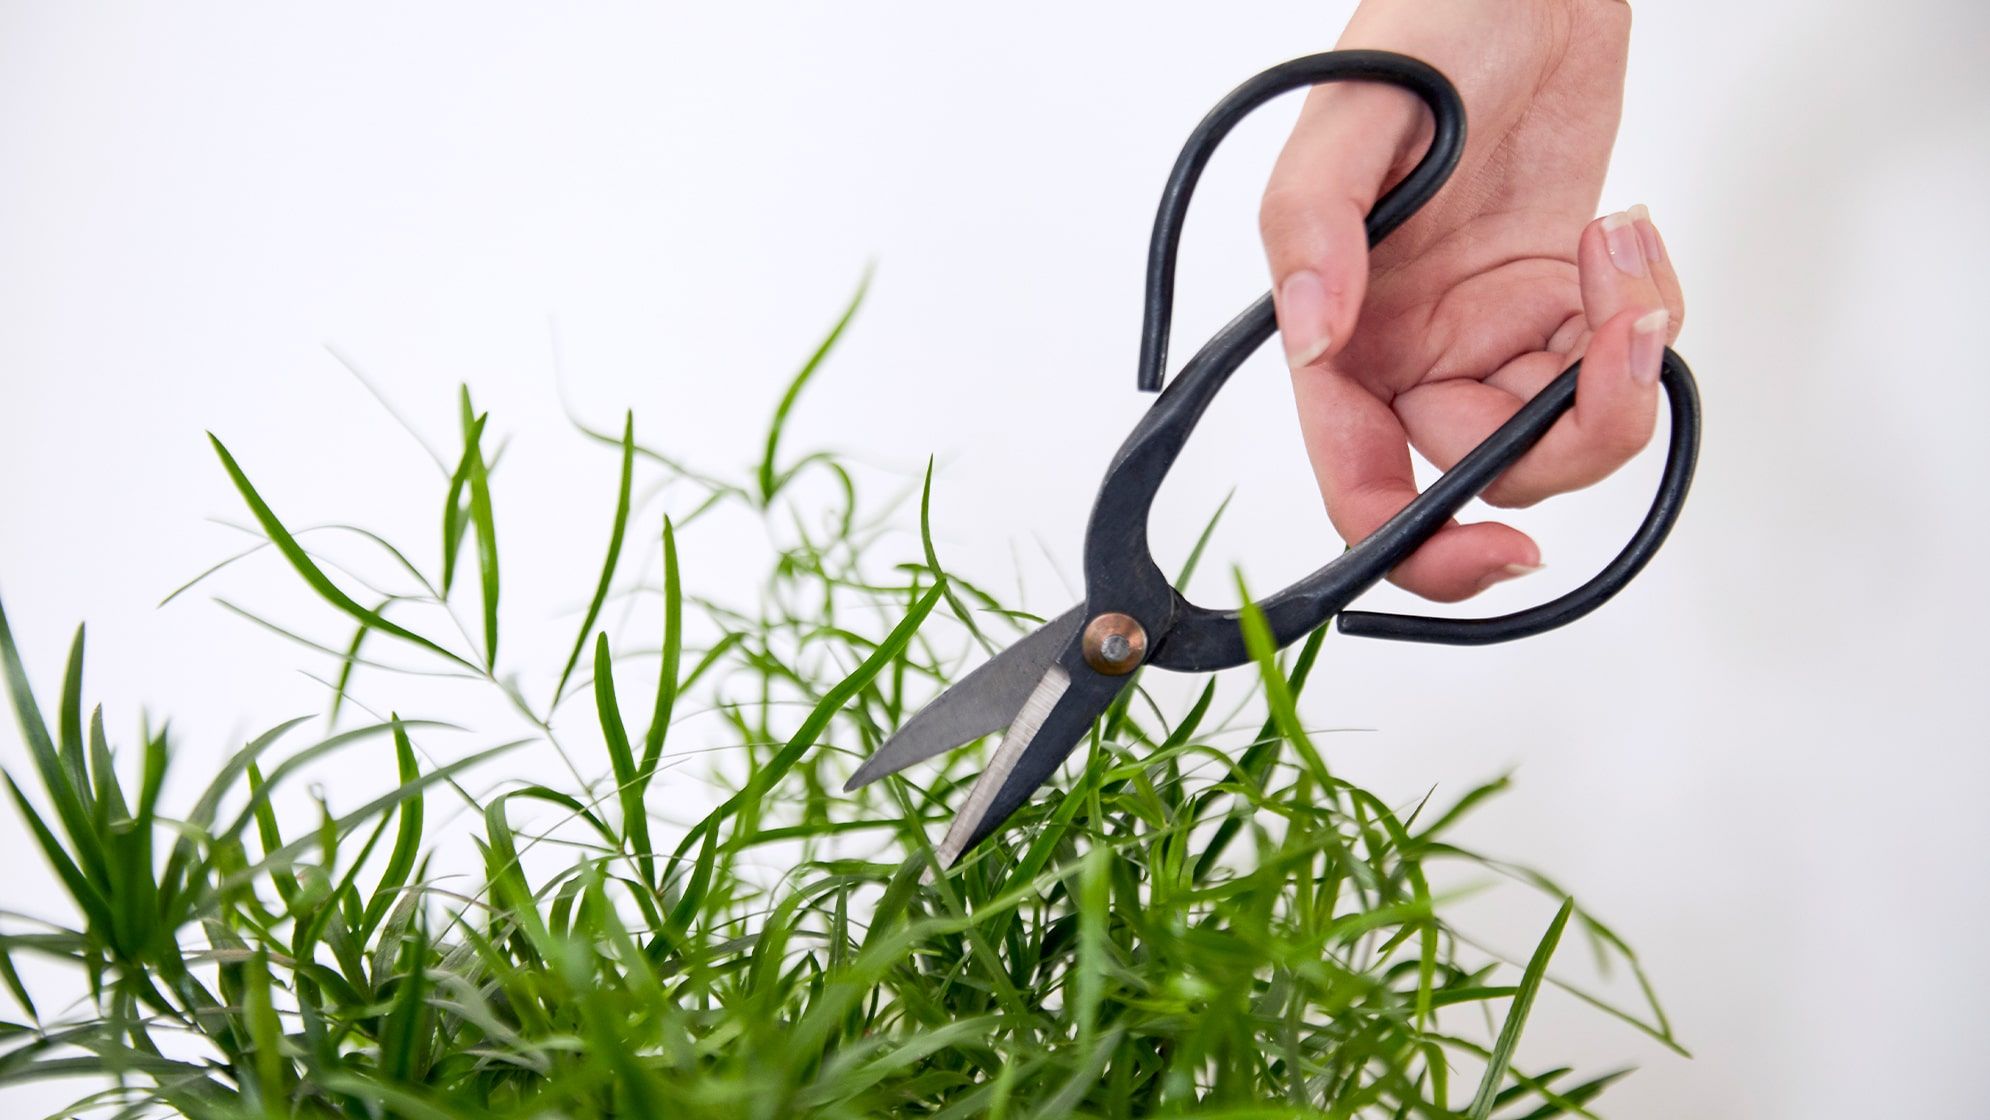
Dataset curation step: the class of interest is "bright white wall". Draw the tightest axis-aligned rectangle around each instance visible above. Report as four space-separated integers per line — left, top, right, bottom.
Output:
3 3 1986 1116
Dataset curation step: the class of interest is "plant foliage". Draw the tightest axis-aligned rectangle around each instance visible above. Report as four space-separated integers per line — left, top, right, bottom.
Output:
0 282 1681 1118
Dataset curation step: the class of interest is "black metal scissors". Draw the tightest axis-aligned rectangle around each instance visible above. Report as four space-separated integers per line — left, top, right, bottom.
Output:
847 50 1702 867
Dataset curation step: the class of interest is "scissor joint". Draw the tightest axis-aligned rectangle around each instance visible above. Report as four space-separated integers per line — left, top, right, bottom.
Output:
1081 612 1148 675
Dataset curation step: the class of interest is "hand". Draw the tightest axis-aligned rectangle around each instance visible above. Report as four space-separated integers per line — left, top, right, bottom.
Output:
1262 0 1684 602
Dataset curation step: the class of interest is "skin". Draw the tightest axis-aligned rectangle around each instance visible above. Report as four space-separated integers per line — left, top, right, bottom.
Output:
1262 0 1685 602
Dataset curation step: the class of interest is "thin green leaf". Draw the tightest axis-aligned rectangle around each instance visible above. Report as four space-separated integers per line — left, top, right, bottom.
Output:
1232 571 1333 790
328 605 383 726
217 741 521 895
919 459 988 652
640 517 682 779
2 773 112 933
208 436 474 671
1174 487 1234 589
0 602 109 888
759 267 871 502
1467 898 1575 1120
593 634 655 885
554 412 635 704
0 937 34 1022
360 718 426 939
464 412 500 668
56 627 88 821
722 583 942 851
440 405 488 596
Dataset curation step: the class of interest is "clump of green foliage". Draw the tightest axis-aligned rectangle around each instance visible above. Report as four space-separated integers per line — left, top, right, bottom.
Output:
0 284 1682 1118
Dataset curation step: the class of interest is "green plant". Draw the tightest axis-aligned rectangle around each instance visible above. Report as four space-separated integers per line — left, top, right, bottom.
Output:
0 282 1683 1118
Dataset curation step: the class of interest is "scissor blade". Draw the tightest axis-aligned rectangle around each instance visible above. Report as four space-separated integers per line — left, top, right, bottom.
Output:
934 652 1125 867
844 605 1083 791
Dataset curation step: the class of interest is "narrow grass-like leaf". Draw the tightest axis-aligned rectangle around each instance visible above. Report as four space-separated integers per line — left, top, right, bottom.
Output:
3 773 112 932
219 741 521 895
359 719 426 939
724 583 942 849
209 720 449 858
328 607 378 725
1174 488 1234 591
56 627 88 818
759 267 871 503
593 634 656 887
208 436 474 671
440 406 488 597
1232 572 1332 790
1073 843 1109 1048
1028 1026 1124 1118
240 947 285 1109
0 603 109 889
245 762 300 907
464 410 501 668
1511 1067 1632 1120
87 712 128 842
379 925 431 1084
554 412 635 704
1414 774 1513 847
1467 897 1575 1120
640 517 682 777
1192 621 1329 882
920 459 989 652
317 1072 491 1120
0 937 34 1021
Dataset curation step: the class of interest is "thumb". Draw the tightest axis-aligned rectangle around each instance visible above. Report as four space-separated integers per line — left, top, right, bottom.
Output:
1260 81 1427 369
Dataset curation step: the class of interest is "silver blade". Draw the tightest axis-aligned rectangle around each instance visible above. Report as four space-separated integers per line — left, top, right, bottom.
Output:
934 653 1125 866
934 665 1070 866
843 605 1081 791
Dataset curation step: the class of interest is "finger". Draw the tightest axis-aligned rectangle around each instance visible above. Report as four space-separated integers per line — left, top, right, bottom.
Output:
1396 212 1674 507
1579 209 1668 332
1292 367 1541 603
1629 204 1685 339
1260 81 1426 370
1397 306 1669 509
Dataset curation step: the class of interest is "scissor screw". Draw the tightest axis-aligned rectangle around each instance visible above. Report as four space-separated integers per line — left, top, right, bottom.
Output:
1082 612 1147 675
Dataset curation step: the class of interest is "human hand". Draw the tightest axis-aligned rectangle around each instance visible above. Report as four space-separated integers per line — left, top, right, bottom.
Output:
1263 0 1683 602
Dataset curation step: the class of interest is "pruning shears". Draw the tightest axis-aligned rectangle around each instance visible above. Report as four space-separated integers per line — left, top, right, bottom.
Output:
846 50 1702 867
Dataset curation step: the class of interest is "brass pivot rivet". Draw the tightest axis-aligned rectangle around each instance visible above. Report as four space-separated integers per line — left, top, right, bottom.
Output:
1081 612 1148 676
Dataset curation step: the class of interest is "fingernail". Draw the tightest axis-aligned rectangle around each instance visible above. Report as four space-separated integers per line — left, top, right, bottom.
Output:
1478 562 1545 592
1629 203 1665 265
1630 308 1669 385
1602 210 1648 277
1277 270 1334 368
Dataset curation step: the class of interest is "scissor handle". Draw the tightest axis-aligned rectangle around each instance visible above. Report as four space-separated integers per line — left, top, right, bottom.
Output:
1080 50 1703 673
1134 50 1464 393
1334 351 1699 645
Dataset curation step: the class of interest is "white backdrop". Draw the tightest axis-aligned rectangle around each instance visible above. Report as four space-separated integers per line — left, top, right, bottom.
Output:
3 3 1987 1116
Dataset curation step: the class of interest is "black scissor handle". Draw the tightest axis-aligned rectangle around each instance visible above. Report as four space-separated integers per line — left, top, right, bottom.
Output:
1134 50 1465 393
1335 350 1700 645
1080 50 1703 673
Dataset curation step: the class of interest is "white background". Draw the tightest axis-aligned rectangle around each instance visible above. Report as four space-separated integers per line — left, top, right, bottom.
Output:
3 2 1987 1116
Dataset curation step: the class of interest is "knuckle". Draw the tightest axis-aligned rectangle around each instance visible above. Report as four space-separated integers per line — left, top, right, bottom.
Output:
1258 184 1364 256
1257 182 1313 243
1480 478 1548 510
1597 416 1656 462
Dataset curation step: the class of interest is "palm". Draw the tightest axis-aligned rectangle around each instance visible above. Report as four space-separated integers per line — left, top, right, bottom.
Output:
1337 6 1630 467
